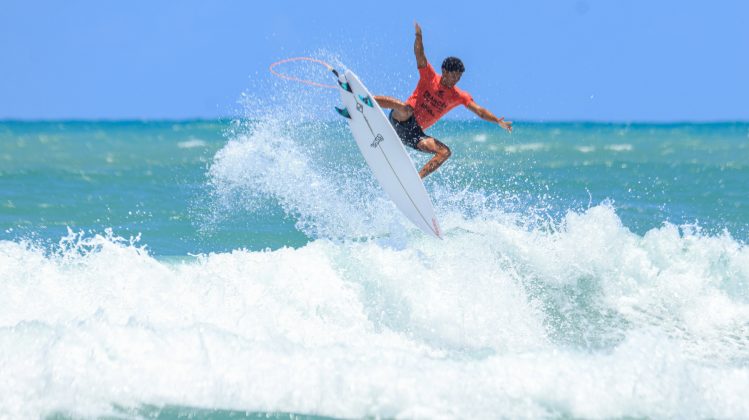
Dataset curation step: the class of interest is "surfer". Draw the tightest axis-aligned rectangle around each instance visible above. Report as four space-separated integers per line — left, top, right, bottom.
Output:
375 22 512 178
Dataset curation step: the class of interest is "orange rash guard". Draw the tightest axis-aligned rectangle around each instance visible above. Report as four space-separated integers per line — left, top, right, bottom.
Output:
405 62 473 129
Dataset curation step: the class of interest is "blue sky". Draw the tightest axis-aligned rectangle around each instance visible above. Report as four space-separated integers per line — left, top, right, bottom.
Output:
1 0 747 121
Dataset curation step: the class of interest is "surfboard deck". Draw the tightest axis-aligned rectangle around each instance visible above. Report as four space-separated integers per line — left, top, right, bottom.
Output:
335 68 442 239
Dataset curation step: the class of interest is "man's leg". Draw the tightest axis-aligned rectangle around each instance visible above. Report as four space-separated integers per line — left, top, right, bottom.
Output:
374 96 412 121
373 95 449 177
415 137 452 178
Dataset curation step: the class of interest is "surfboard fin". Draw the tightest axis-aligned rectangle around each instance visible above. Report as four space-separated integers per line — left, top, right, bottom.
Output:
329 68 352 92
338 80 353 93
358 95 374 107
334 106 351 119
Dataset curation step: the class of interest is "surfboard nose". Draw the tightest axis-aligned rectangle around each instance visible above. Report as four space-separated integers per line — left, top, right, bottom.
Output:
432 217 442 239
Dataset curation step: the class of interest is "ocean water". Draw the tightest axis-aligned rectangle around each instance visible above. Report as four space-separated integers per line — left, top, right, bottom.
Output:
1 115 749 418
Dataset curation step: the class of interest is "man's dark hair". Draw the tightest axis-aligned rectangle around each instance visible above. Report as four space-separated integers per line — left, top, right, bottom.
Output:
441 56 465 73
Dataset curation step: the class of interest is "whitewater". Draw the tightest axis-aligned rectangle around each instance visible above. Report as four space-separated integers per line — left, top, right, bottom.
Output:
3 207 749 418
1 68 749 418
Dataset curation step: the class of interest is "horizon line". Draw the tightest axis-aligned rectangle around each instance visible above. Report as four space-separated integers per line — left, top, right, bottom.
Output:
1 117 748 125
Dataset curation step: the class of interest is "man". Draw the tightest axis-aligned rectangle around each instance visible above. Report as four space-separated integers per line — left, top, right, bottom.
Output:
375 22 513 178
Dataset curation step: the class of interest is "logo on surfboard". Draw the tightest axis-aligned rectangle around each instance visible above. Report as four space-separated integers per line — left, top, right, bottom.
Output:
370 134 384 148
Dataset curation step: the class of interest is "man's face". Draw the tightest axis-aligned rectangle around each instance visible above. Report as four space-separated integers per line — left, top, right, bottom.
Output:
441 70 463 88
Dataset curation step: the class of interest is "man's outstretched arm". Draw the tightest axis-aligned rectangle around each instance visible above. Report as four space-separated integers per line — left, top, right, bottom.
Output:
466 101 513 133
414 22 427 69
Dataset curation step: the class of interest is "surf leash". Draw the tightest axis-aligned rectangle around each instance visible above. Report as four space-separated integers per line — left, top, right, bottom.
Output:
269 57 340 89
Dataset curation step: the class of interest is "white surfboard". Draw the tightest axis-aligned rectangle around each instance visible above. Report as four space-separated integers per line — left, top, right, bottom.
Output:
334 69 442 239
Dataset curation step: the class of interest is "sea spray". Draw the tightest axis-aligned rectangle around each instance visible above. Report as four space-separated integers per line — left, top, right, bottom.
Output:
2 204 749 418
2 77 748 417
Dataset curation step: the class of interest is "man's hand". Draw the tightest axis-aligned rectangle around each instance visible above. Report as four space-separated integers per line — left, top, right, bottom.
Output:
413 22 427 68
466 101 513 133
498 117 513 133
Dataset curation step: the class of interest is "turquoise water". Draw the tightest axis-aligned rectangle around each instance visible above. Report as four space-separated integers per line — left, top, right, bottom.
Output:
2 120 747 253
2 116 749 418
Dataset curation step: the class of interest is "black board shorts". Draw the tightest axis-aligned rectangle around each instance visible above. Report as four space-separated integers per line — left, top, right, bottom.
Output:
388 110 429 150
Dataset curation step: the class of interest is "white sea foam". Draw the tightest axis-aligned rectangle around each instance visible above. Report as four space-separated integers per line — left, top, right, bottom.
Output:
2 206 748 418
606 143 633 152
505 142 547 153
206 119 403 239
473 133 488 143
177 138 207 149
